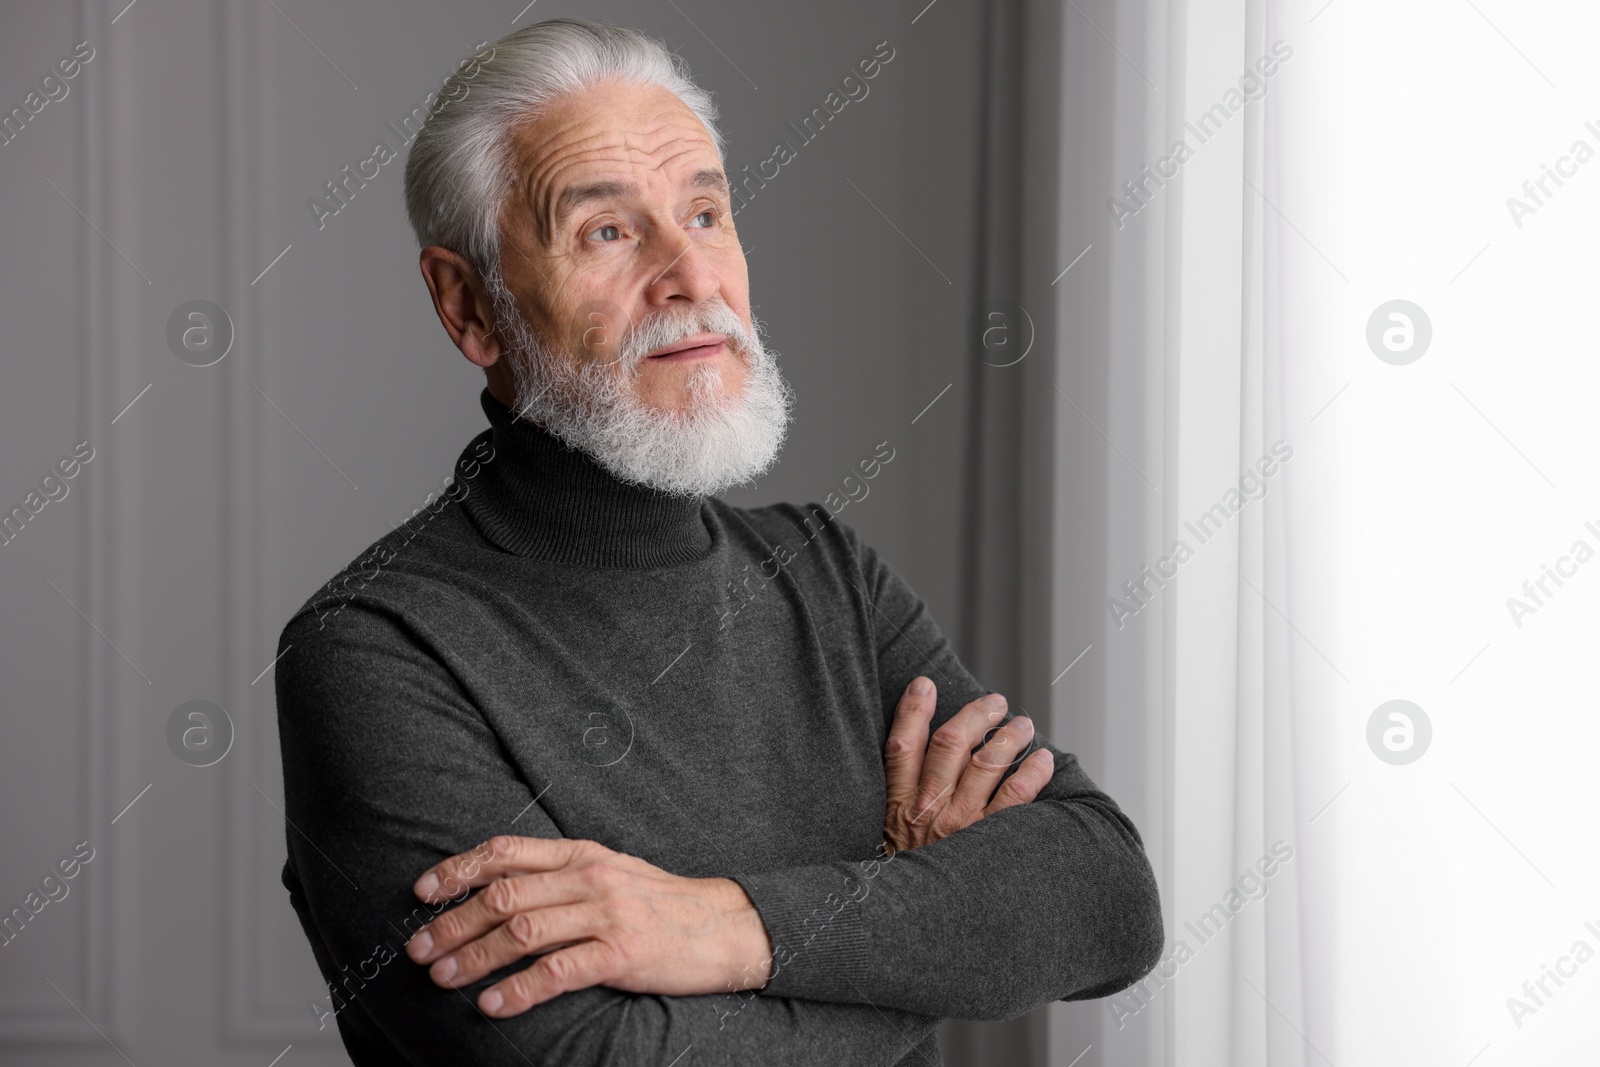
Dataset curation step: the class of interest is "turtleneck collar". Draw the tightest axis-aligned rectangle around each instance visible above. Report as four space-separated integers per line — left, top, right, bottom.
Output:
459 389 714 568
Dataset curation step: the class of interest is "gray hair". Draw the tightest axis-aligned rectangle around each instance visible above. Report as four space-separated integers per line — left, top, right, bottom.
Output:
402 18 725 283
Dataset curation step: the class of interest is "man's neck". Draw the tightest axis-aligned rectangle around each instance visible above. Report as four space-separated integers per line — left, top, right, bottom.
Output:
458 388 712 568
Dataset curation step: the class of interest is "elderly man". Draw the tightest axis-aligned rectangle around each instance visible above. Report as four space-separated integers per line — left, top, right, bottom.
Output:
275 17 1162 1066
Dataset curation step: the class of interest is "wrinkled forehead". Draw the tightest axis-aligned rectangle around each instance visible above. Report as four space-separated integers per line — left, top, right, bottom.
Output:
504 82 723 244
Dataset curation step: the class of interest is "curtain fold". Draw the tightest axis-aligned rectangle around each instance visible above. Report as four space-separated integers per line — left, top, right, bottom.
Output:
1160 2 1310 1063
1036 0 1312 1063
955 0 1315 1062
943 0 1048 1063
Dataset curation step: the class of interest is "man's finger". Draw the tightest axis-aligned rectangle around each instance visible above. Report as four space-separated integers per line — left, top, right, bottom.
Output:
414 835 600 902
407 870 590 964
428 901 599 989
480 939 619 1017
945 714 1035 819
983 747 1055 816
884 676 937 808
916 693 1008 812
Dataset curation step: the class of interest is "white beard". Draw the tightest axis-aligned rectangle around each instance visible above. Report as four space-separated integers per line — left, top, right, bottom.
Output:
484 269 794 498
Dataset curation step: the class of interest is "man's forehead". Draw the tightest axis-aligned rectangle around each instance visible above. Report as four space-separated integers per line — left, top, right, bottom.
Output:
508 85 722 231
534 128 721 193
514 86 716 178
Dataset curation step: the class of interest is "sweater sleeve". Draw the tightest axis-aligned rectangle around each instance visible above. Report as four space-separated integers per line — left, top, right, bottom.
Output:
725 523 1165 1022
273 599 940 1066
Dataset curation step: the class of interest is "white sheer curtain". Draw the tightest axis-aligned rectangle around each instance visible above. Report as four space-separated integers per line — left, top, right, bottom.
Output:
1154 0 1312 1063
1042 0 1317 1063
1047 1 1600 1065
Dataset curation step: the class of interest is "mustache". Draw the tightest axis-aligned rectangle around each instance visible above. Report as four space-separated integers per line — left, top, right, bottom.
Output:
610 300 753 370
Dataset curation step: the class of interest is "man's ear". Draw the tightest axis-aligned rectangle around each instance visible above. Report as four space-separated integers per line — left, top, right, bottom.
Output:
419 246 503 370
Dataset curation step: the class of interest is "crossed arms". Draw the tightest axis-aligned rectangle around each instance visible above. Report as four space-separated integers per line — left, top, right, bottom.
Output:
274 538 1163 1065
398 678 1058 1019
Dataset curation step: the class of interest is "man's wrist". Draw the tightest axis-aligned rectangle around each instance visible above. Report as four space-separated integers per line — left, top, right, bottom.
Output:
708 877 774 991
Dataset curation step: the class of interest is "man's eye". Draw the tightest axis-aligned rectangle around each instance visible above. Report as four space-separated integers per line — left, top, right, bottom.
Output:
689 211 715 228
588 224 622 242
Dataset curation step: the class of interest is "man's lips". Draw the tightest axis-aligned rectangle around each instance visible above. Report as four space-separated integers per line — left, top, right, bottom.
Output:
644 334 728 363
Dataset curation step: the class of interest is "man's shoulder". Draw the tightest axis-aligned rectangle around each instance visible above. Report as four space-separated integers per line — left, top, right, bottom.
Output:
280 428 510 644
709 497 877 580
713 497 845 542
278 497 483 646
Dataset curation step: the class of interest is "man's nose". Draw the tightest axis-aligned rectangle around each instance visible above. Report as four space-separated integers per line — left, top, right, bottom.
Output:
641 233 720 306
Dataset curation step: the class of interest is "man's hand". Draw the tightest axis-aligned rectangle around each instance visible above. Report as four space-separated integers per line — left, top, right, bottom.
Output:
404 836 773 1018
882 676 1055 854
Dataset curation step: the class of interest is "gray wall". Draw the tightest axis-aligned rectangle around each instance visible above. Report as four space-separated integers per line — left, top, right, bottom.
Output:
0 0 1024 1062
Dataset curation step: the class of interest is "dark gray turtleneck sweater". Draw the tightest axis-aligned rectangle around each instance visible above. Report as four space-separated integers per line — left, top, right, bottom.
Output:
274 389 1163 1066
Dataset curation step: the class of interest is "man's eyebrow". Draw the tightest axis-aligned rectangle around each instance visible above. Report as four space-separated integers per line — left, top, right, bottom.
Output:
551 169 730 225
690 168 730 198
553 179 640 224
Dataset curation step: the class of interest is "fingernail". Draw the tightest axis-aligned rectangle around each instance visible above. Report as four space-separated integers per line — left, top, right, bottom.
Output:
432 955 457 983
910 676 932 696
407 931 433 960
415 872 439 898
481 989 503 1013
